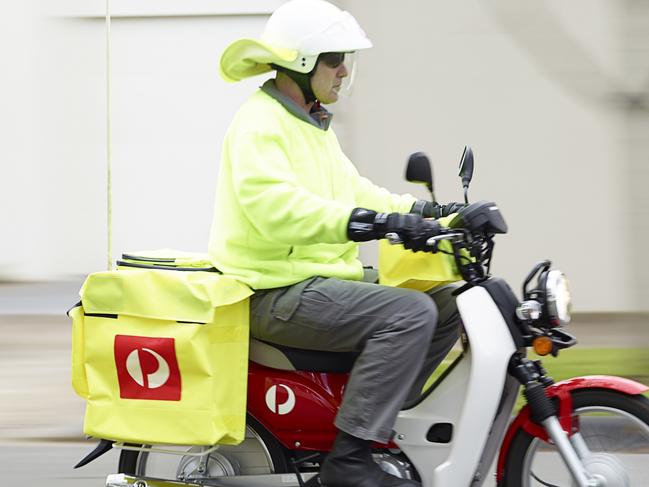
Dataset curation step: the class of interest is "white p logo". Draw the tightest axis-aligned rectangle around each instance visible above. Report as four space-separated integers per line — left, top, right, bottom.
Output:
265 384 296 415
125 348 170 389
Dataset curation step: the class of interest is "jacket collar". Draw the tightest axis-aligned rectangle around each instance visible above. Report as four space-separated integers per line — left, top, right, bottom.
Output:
261 79 332 131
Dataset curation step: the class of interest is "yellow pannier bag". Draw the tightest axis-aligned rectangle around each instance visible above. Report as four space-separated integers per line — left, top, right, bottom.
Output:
70 261 253 446
378 215 465 291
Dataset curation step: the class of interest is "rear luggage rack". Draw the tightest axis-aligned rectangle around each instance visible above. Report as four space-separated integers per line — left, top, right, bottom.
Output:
116 260 219 272
122 253 176 263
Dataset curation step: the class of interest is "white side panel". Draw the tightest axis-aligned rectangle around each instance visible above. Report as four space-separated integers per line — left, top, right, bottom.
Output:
394 286 517 487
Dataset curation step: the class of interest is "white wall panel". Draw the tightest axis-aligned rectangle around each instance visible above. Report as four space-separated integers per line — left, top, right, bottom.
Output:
1 4 282 279
104 14 279 271
0 2 43 279
338 0 636 311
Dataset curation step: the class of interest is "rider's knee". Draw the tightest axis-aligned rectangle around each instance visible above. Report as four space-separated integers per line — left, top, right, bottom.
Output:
396 291 438 338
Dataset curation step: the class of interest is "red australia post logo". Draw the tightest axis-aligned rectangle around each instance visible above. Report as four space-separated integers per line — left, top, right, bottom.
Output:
114 335 181 401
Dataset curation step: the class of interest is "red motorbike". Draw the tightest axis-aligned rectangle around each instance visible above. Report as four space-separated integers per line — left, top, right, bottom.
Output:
78 148 649 487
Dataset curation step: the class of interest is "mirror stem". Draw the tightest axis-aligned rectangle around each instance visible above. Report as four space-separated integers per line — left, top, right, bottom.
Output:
463 187 469 204
430 187 437 205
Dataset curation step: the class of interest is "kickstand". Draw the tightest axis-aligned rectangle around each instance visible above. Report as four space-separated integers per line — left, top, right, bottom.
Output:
303 474 322 486
290 453 322 487
290 457 306 487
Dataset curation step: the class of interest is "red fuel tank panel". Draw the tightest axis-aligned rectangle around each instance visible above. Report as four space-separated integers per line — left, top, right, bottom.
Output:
247 362 348 451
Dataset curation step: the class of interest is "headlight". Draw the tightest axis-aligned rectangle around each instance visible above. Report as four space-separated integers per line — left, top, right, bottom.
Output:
544 270 572 326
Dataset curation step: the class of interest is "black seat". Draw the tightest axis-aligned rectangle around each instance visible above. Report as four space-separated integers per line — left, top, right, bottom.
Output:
249 338 358 373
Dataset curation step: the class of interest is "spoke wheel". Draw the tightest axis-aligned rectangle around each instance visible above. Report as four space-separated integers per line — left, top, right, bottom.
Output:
502 389 649 487
118 416 289 481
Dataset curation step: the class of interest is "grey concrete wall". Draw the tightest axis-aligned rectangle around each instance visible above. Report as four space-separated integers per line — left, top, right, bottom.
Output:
621 0 649 310
337 0 645 311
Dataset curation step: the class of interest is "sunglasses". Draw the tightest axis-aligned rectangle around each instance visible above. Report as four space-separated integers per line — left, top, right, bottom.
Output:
319 52 346 69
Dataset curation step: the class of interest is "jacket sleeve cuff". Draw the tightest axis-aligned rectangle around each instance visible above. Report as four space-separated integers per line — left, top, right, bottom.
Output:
410 199 435 217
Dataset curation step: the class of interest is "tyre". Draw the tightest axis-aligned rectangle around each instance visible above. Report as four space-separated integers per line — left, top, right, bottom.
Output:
501 389 649 486
118 416 289 481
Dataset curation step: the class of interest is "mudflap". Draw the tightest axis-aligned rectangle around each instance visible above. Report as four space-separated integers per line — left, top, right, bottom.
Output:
74 439 114 468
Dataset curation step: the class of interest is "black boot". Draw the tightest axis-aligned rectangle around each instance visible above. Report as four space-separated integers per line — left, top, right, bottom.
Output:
319 431 420 487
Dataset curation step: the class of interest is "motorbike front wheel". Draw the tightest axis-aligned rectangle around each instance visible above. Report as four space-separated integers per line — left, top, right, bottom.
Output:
501 388 649 486
118 416 289 482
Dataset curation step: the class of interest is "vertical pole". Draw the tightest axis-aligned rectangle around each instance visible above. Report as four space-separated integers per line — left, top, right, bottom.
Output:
106 0 113 270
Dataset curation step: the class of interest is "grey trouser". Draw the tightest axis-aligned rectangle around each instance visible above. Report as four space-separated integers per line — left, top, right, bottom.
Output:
250 271 461 443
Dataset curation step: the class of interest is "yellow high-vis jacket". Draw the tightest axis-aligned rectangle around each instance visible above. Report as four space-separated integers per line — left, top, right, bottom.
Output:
209 81 416 290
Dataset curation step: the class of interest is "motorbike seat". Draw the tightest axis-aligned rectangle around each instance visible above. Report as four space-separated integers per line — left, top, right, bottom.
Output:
250 338 357 373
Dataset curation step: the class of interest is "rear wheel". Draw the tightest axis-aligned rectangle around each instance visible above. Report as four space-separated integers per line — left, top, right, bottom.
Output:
118 416 289 481
502 389 649 486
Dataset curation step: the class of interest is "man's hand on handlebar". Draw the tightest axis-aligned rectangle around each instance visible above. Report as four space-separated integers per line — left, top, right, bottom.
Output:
387 215 442 252
347 208 442 252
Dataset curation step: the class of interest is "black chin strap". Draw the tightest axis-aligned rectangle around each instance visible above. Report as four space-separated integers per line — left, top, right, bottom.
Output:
272 64 317 104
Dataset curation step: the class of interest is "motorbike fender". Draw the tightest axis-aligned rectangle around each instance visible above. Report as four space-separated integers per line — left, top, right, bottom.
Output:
496 375 648 483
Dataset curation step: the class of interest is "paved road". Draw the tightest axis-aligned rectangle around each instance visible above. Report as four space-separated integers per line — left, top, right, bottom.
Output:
0 442 119 486
0 315 85 442
0 280 83 315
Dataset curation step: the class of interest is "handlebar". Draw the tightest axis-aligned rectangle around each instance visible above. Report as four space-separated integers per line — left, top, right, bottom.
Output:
385 229 465 249
385 202 506 282
386 225 496 283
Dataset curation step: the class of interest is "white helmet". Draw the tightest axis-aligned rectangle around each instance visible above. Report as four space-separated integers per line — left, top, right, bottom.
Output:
220 0 372 82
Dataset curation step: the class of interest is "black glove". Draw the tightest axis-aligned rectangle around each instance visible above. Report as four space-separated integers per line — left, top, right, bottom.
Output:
411 200 465 219
347 208 442 251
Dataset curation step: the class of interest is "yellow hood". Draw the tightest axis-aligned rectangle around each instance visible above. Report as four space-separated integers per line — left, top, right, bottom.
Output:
220 38 298 82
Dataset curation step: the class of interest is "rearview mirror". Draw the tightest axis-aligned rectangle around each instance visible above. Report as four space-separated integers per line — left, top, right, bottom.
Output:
458 145 474 189
458 146 474 204
406 152 435 202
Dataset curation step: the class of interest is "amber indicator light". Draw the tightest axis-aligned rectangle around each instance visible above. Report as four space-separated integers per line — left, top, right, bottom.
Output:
532 336 553 356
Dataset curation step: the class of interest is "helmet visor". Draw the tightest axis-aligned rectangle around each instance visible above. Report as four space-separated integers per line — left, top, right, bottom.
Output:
340 51 358 98
318 51 358 99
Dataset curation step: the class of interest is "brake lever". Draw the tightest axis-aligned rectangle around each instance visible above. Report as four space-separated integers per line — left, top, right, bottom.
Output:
385 232 403 245
388 231 464 248
425 232 464 247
